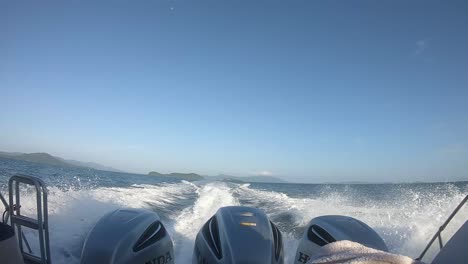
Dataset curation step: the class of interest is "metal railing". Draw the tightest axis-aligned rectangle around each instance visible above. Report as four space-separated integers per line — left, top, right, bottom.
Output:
8 174 51 264
1 191 9 222
416 194 468 261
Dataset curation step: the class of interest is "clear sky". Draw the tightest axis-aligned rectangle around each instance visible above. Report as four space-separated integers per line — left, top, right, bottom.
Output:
1 1 467 182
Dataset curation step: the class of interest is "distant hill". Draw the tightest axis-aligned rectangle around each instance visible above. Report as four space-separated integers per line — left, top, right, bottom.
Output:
207 174 287 183
0 151 122 172
221 178 246 184
0 152 73 167
148 171 204 181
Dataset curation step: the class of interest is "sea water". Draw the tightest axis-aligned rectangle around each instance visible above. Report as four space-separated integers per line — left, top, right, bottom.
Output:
1 157 467 263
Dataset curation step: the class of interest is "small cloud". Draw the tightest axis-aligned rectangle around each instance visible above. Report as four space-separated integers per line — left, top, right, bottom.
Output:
252 170 273 176
414 39 428 56
415 40 427 55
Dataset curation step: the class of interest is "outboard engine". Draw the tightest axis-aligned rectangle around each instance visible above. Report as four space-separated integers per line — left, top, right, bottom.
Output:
295 215 387 264
193 206 284 264
81 208 174 264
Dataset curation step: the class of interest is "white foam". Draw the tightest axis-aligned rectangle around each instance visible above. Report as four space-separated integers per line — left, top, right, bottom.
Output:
12 181 197 263
234 184 468 262
172 182 239 263
6 181 467 264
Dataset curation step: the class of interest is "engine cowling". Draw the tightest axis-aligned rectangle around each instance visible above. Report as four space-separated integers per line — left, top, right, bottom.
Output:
294 215 387 264
81 208 174 264
193 206 284 264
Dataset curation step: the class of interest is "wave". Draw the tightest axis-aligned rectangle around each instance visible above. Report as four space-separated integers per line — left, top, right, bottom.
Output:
172 182 239 263
7 181 467 263
234 183 467 262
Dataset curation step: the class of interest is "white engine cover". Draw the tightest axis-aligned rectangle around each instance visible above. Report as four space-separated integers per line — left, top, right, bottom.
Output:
294 215 387 264
81 208 174 264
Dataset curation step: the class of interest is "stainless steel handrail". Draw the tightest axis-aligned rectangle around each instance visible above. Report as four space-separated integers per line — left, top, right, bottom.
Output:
416 194 468 261
0 191 8 209
0 191 9 223
8 174 51 264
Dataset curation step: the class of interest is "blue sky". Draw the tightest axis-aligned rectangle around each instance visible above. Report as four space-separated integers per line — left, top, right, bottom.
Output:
1 1 467 182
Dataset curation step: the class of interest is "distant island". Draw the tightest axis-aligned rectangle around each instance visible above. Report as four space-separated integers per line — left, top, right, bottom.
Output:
0 151 122 172
0 151 287 183
148 171 204 181
146 172 287 183
205 174 287 183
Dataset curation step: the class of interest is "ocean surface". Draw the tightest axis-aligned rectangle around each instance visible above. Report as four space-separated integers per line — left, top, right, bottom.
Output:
0 157 467 263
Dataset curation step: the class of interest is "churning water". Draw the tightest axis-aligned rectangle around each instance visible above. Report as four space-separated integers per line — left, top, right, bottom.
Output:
1 157 466 263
